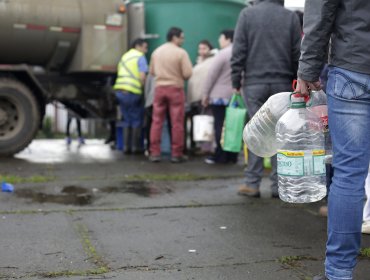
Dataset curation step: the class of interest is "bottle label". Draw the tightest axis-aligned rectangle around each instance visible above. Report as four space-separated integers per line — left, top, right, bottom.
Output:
277 151 305 176
277 150 326 176
312 150 326 175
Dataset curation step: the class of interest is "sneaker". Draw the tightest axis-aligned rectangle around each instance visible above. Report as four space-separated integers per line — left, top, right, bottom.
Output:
171 155 188 163
237 185 260 198
362 221 370 234
78 137 85 145
149 155 161 163
319 205 328 217
66 137 72 145
313 275 328 280
204 156 216 164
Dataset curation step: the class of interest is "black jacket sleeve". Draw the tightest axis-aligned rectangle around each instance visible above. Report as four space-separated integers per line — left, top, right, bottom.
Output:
298 0 339 82
231 10 248 89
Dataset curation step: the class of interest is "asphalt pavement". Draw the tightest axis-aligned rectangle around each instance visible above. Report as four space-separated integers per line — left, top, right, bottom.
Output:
0 139 369 280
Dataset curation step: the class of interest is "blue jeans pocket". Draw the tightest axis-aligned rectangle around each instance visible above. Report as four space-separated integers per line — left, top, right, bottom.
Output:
328 67 369 100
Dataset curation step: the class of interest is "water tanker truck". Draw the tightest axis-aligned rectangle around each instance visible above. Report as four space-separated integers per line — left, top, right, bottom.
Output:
0 0 142 156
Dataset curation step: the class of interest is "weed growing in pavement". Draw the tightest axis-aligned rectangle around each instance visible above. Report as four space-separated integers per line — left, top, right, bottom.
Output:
0 174 55 184
278 255 318 267
360 247 370 258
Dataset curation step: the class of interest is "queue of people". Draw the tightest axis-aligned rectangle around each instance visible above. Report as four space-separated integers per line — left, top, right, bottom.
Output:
113 27 240 164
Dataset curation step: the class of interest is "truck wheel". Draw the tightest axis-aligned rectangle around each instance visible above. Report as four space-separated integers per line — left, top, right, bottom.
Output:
0 78 41 157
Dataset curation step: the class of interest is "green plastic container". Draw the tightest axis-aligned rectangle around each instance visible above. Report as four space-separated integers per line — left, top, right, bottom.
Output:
132 0 246 62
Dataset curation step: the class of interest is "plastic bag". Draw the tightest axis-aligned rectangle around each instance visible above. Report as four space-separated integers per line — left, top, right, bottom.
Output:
222 94 247 153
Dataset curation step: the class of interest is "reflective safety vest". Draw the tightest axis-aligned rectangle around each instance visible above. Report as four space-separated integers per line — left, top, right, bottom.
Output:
114 48 144 94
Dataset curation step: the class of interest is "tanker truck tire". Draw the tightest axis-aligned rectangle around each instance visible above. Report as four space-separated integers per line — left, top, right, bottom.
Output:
0 78 41 157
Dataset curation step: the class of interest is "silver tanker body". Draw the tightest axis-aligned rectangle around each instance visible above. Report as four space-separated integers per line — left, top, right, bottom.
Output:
0 0 138 156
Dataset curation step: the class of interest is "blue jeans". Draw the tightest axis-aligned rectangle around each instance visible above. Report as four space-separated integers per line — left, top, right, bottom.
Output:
115 91 143 128
325 66 370 280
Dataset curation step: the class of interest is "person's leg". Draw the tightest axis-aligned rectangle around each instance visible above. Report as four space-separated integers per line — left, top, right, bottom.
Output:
76 118 85 145
116 91 133 152
144 106 153 153
210 105 227 163
242 84 271 191
149 87 167 157
66 115 72 145
168 87 185 157
129 93 144 153
76 119 82 138
325 67 370 280
66 116 72 138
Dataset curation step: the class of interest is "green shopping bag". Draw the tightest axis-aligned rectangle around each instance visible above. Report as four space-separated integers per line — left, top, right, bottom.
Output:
222 94 247 153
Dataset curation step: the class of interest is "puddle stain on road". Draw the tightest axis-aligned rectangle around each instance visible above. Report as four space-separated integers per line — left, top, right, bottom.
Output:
15 186 93 206
100 181 173 197
14 182 173 206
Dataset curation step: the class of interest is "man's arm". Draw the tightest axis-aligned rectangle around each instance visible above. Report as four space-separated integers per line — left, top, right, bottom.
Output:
297 0 339 94
138 56 149 86
201 53 224 107
181 52 193 80
231 9 248 92
291 13 302 78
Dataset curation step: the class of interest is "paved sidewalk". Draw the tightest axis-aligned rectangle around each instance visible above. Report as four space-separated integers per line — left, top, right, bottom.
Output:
0 140 369 279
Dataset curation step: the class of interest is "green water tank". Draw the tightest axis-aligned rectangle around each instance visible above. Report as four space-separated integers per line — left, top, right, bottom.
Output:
130 0 247 63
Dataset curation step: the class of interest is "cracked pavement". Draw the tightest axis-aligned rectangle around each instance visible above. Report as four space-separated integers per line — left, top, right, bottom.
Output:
0 140 369 280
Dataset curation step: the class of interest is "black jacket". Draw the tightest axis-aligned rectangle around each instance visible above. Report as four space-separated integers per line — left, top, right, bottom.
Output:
231 0 301 88
298 0 370 81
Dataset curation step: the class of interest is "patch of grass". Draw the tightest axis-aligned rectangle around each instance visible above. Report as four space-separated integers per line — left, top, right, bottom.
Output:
0 174 55 184
75 223 109 269
360 247 370 258
41 267 109 278
278 255 318 268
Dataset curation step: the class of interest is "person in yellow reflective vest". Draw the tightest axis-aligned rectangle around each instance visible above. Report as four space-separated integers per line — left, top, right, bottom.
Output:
114 38 148 154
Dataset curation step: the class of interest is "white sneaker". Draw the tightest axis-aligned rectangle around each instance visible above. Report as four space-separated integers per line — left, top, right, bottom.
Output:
362 221 370 234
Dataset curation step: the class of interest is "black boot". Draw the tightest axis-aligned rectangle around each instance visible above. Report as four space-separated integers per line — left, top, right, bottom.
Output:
123 127 131 154
131 127 142 154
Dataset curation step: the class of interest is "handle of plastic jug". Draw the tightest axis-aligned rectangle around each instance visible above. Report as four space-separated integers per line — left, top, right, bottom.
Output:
292 80 313 106
289 92 312 107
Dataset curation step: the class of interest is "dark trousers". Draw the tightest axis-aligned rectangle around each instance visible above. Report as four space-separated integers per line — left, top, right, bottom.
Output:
66 117 82 137
210 104 238 163
243 83 292 192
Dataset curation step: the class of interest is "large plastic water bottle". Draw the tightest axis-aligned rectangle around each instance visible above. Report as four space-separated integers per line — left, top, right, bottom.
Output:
276 94 326 203
243 91 291 157
243 90 327 158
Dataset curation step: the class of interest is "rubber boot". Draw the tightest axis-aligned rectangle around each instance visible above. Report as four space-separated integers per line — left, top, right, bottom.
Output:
123 127 131 154
131 127 142 154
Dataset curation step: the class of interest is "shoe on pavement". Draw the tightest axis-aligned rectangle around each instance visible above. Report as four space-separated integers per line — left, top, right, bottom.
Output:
319 205 328 217
271 192 279 199
204 156 216 164
149 155 161 162
66 137 72 145
171 155 188 163
78 137 85 145
313 275 328 280
362 221 370 234
238 185 260 198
